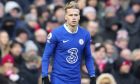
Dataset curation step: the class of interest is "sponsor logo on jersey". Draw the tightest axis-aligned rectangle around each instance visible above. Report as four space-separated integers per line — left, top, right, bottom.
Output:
63 40 69 43
66 48 78 64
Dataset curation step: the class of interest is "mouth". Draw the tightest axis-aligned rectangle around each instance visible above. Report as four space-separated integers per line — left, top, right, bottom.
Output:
72 21 77 23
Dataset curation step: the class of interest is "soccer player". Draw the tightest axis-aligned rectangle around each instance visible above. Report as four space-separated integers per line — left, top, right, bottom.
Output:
42 1 96 84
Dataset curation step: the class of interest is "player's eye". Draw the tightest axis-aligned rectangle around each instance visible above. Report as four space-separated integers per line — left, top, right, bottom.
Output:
69 14 73 16
74 14 78 16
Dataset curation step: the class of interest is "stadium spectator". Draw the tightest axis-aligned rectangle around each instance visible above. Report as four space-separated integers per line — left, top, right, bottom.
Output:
120 49 132 60
4 1 26 29
0 30 10 58
115 31 129 53
9 41 25 70
14 28 29 45
0 54 20 84
24 40 38 57
53 5 65 24
131 49 140 61
19 55 41 84
103 40 118 63
0 15 16 39
112 57 138 84
34 0 47 7
100 16 122 41
0 3 4 27
93 43 108 75
130 0 140 18
34 29 47 56
83 6 97 21
122 9 140 50
37 5 50 29
131 53 140 83
24 13 40 39
86 21 103 43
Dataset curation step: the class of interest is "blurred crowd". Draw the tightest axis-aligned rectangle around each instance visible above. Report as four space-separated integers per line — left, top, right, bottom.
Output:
0 0 140 84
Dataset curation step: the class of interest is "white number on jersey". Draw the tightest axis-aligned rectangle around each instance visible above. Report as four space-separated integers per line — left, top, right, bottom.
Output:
66 48 78 64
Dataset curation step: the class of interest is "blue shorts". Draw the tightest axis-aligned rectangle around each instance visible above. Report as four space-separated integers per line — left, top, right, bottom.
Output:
51 76 81 84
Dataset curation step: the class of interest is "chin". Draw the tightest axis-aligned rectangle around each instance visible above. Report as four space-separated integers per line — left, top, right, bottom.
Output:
71 24 78 26
71 25 77 27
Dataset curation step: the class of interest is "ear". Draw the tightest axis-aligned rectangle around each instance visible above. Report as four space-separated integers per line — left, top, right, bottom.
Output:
65 15 67 21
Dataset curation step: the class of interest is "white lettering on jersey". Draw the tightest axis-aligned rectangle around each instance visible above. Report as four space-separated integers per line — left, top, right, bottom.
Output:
66 48 78 64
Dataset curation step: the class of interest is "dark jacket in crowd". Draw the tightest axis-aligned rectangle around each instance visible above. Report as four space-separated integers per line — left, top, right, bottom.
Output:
24 23 37 40
131 0 140 18
0 15 16 39
100 17 122 41
34 41 46 56
122 18 140 50
19 64 40 84
0 74 16 84
132 60 140 82
11 54 25 71
0 14 27 39
112 57 139 84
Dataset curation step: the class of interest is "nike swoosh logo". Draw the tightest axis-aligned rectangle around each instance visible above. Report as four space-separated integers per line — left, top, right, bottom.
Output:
63 40 69 43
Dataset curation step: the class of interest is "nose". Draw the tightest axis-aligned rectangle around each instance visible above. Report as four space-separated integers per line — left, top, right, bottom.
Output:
72 16 76 20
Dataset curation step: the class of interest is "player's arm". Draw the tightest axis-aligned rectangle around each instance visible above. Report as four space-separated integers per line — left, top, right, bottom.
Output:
84 32 96 84
42 32 57 83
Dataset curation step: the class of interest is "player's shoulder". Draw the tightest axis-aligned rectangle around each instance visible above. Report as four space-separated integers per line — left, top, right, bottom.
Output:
47 25 64 41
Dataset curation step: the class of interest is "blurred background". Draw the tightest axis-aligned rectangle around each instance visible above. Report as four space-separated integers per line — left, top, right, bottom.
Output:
0 0 140 84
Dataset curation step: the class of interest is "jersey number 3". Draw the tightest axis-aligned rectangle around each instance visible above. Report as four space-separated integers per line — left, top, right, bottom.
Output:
66 48 78 64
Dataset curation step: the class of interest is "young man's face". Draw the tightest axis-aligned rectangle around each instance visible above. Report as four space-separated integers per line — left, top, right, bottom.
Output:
65 8 80 27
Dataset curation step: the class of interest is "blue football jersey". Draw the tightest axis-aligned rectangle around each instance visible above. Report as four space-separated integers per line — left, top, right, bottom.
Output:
42 24 95 84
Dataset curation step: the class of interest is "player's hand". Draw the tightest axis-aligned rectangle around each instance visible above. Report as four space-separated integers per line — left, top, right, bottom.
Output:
42 76 50 84
90 77 96 84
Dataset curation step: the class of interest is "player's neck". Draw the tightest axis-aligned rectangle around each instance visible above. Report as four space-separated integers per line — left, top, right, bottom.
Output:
66 23 77 33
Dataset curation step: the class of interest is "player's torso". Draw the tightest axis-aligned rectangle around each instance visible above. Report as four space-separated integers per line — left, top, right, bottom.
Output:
54 27 86 64
57 32 85 52
52 26 87 80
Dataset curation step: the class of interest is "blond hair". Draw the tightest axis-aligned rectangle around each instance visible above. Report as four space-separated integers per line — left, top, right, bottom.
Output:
96 73 117 84
64 1 79 13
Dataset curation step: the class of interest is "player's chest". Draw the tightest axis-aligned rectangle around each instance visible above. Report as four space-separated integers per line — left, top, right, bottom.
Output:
57 35 86 50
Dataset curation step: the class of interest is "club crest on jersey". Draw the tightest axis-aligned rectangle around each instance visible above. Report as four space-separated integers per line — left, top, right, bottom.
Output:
79 39 84 45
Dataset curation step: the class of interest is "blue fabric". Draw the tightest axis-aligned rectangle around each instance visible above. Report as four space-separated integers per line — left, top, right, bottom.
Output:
51 75 81 84
42 25 95 83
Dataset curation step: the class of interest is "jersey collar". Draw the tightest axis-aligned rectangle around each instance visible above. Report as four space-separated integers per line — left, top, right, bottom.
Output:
64 24 78 34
